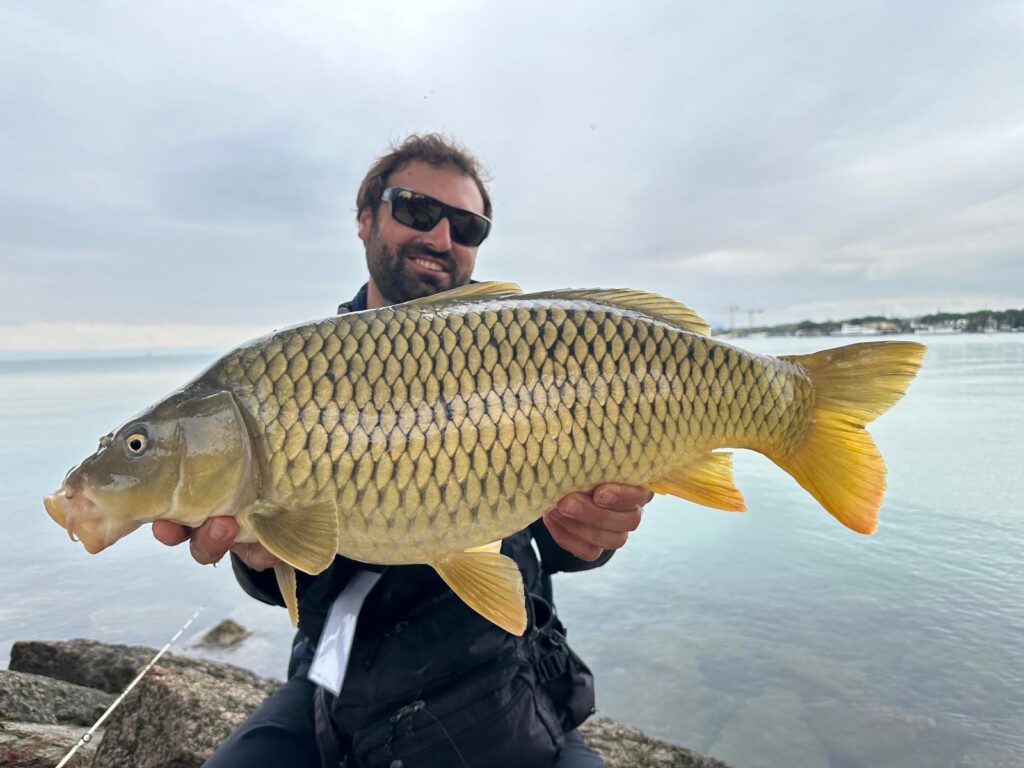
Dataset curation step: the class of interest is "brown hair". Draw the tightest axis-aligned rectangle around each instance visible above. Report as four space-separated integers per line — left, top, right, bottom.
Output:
355 133 493 222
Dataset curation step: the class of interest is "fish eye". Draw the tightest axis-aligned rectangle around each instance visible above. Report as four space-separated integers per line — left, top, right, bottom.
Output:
125 431 148 456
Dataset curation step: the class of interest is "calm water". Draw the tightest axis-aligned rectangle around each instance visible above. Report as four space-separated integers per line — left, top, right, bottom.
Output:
1 335 1021 767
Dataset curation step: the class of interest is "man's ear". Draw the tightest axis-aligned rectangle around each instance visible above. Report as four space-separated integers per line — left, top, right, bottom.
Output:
357 207 373 241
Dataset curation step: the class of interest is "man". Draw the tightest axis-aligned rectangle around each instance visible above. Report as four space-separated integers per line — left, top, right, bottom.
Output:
154 134 652 767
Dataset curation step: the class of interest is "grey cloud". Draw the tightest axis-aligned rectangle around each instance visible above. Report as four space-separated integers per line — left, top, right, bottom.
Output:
155 128 352 226
0 0 1021 336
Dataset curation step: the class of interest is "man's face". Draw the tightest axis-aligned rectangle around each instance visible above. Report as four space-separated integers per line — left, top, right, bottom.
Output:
359 160 485 305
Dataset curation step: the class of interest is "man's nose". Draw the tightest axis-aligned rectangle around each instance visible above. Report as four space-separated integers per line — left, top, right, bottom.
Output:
421 216 453 251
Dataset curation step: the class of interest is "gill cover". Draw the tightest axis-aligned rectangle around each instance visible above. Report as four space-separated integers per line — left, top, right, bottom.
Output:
170 389 255 522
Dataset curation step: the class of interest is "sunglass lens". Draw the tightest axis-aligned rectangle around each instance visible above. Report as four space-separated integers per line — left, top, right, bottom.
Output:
450 212 488 247
392 193 442 232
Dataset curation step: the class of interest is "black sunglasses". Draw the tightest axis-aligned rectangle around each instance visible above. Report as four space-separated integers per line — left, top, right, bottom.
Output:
381 187 491 247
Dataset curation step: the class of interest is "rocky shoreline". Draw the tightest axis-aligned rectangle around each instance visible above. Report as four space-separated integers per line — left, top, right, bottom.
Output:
1 633 728 768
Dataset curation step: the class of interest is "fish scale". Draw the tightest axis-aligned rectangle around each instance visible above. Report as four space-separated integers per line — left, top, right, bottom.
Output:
210 295 810 564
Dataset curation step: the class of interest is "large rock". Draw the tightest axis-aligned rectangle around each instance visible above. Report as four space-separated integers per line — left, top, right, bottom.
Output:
91 663 274 768
0 722 100 768
580 717 729 768
9 639 279 696
0 669 114 726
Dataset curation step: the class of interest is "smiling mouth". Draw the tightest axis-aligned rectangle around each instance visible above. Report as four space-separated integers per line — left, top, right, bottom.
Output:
409 255 447 274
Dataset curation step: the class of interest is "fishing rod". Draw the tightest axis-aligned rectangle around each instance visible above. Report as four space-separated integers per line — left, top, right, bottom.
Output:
55 605 206 768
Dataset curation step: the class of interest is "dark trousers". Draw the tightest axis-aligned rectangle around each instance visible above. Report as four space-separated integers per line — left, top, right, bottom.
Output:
203 671 603 768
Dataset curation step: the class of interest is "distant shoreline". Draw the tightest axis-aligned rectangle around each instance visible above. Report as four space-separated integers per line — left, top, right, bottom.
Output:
714 328 1024 339
713 307 1023 338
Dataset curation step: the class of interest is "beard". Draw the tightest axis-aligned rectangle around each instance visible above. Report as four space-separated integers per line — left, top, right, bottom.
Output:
364 220 473 304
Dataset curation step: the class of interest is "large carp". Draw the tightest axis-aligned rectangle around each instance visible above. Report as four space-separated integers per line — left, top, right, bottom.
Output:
44 283 925 634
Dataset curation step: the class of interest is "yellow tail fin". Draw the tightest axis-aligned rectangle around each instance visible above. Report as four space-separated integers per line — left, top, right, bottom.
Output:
772 341 925 534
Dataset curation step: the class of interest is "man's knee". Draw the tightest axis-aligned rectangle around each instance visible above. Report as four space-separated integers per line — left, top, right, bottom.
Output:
554 729 604 768
203 674 320 768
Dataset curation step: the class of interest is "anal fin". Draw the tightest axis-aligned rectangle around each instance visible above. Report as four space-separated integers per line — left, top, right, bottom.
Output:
650 452 747 511
431 549 526 636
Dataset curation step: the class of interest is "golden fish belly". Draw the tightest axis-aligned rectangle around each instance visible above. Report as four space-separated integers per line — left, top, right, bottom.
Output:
212 298 813 564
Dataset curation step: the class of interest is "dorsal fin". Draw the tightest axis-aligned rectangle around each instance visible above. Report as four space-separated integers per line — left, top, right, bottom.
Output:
403 281 522 306
517 288 710 336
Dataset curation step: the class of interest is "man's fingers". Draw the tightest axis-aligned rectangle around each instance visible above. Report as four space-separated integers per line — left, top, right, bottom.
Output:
548 509 630 551
152 520 191 547
543 513 603 561
556 493 643 533
152 515 275 570
593 483 654 510
189 517 239 565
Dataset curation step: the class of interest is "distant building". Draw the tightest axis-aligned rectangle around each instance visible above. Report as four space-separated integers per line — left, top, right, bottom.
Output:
832 323 881 337
911 318 967 335
830 320 900 337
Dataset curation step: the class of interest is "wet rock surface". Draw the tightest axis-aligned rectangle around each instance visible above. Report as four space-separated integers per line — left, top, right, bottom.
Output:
195 618 252 649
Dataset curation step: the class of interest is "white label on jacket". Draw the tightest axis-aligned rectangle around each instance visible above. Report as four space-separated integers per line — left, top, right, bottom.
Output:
306 570 382 696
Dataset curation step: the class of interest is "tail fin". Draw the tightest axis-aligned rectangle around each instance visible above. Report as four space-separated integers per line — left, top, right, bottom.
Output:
772 341 925 534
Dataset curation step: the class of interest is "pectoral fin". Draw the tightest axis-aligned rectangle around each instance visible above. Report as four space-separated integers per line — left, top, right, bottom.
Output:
274 563 299 626
650 452 747 511
243 500 339 575
431 549 527 636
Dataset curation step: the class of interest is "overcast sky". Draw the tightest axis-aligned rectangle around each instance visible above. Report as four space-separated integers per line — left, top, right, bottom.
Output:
1 1 1022 349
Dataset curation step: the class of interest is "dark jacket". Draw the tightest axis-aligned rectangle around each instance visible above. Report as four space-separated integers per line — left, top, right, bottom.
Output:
229 285 610 766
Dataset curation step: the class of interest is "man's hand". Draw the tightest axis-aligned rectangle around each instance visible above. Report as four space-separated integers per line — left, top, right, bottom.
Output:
152 517 279 571
543 483 652 561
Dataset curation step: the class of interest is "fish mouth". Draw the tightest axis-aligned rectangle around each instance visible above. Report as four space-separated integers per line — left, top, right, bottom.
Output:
44 488 112 554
